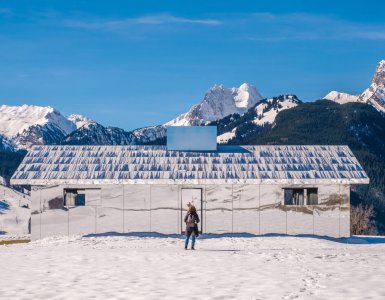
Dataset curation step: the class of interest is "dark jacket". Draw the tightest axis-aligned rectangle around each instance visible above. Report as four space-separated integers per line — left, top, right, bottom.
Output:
184 212 200 235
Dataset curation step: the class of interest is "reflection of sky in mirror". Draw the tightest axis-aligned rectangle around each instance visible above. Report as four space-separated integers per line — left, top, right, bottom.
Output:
167 126 217 151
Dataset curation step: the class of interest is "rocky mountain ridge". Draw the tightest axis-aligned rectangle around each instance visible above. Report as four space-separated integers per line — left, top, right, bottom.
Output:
324 60 385 114
0 105 93 150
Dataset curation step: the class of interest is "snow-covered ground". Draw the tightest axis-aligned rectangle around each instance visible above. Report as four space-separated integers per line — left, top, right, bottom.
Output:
217 128 236 143
253 96 299 126
0 185 30 235
1 234 384 299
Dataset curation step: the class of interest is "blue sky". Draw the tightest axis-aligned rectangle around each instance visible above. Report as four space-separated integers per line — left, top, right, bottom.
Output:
1 0 385 130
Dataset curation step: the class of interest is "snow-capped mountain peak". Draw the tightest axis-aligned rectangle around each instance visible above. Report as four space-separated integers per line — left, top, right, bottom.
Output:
233 83 262 109
0 105 75 138
324 60 385 114
0 105 84 149
323 91 359 104
165 83 263 126
67 114 94 129
372 59 385 86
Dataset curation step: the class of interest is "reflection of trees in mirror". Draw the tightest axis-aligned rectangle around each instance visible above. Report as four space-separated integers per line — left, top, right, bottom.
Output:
48 197 64 209
351 204 378 235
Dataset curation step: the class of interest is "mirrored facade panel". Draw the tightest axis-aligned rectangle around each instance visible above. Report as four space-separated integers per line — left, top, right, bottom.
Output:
260 209 287 235
86 189 102 206
339 184 350 208
124 185 151 233
31 187 42 211
259 185 286 234
233 185 259 234
41 209 68 238
97 185 123 234
318 185 341 205
68 205 96 235
31 217 41 240
259 184 282 206
286 207 314 235
205 185 233 233
314 206 340 237
31 187 42 240
340 206 350 237
40 185 68 238
339 184 350 237
150 185 179 234
167 126 217 151
40 185 65 211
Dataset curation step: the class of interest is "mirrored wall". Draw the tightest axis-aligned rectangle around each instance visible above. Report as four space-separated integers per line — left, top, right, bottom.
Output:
32 183 350 239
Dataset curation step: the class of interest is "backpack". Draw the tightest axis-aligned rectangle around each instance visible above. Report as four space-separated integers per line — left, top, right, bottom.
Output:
186 213 196 228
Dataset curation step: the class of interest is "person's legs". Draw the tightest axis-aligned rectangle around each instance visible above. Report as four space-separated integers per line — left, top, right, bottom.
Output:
184 234 190 249
191 234 196 249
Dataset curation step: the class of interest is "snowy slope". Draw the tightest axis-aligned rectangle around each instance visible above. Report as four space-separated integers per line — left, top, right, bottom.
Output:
217 95 301 143
217 128 236 143
253 95 299 126
0 185 30 235
324 60 385 114
324 91 359 104
1 234 385 299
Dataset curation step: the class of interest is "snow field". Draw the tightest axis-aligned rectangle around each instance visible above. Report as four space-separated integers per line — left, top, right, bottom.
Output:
0 235 385 299
0 185 30 235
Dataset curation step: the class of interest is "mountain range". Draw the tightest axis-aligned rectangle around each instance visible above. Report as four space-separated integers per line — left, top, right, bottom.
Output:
1 60 385 233
1 60 384 151
0 82 264 150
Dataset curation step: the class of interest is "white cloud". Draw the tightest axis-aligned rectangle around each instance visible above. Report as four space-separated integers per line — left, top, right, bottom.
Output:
61 11 385 41
246 12 385 41
133 15 221 25
64 14 222 30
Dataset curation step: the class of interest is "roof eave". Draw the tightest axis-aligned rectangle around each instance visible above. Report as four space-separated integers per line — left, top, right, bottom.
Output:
10 178 370 186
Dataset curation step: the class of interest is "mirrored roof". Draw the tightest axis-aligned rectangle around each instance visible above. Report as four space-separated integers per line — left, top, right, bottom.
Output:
11 145 369 185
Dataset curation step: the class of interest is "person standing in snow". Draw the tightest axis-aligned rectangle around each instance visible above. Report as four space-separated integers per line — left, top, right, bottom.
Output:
184 204 200 250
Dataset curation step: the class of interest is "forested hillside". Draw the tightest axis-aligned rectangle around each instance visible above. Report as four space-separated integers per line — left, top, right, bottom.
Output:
0 150 26 185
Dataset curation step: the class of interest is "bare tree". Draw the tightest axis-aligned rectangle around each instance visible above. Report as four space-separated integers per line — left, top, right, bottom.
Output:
351 204 378 235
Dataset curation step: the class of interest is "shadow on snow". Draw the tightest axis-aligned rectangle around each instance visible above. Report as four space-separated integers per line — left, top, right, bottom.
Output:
82 231 385 244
